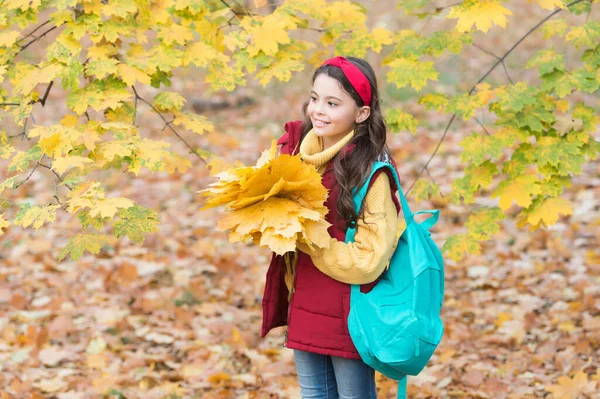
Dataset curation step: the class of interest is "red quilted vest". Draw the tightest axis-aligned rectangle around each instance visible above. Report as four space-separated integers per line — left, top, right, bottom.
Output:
261 120 401 359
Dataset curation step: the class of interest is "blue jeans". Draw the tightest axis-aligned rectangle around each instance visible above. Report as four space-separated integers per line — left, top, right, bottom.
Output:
293 349 377 399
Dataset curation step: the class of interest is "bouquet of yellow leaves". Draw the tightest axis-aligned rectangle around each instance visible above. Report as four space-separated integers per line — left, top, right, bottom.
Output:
199 140 331 256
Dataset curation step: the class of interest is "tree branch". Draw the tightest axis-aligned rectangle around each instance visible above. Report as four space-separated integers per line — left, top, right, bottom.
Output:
404 0 588 196
17 26 57 55
16 20 51 44
131 86 207 165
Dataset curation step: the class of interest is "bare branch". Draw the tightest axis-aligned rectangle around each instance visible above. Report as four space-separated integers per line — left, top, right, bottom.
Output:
131 86 207 164
425 166 444 197
14 154 44 189
39 81 54 106
17 26 58 55
38 163 73 191
16 20 51 44
474 117 491 136
471 43 514 84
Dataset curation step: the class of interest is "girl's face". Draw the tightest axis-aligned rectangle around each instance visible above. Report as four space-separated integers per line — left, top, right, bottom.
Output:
307 74 370 150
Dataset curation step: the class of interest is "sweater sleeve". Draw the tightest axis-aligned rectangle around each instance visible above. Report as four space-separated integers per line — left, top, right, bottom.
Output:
298 172 400 285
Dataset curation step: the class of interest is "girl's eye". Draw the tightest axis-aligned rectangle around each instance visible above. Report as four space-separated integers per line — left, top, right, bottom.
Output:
310 96 317 102
328 102 337 107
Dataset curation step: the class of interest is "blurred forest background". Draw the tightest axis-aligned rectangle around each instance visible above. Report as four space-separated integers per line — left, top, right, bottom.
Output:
0 0 599 398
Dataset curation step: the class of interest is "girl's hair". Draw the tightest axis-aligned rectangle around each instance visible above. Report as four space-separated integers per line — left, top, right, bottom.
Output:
300 56 391 229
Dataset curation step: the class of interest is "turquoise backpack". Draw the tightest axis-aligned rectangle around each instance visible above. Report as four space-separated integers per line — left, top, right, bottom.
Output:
345 161 445 399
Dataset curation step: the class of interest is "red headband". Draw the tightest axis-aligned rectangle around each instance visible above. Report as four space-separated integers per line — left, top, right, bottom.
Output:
320 56 372 106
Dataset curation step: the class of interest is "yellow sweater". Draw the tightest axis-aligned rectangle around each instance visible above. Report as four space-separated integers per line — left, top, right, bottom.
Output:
291 129 400 288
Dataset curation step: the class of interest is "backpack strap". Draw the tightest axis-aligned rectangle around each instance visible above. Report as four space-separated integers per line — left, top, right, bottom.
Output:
346 161 413 242
397 376 407 398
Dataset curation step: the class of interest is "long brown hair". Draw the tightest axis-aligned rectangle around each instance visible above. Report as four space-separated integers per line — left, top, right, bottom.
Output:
300 56 391 229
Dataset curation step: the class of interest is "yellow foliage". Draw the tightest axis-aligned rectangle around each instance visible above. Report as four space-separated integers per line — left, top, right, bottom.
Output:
526 197 573 228
200 140 331 255
447 0 513 33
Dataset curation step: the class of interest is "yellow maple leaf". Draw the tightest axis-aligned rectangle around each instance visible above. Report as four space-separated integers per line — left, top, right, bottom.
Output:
546 371 597 399
526 197 573 227
118 64 151 86
89 197 134 219
447 0 513 33
52 156 93 175
157 23 194 45
241 14 295 56
493 175 542 211
528 0 567 10
201 143 331 255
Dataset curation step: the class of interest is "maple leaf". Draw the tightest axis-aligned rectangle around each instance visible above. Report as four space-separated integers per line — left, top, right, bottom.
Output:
492 174 542 210
14 203 61 229
386 108 418 134
200 140 331 255
113 204 159 244
526 49 565 75
387 57 438 91
153 91 186 112
565 21 600 49
412 179 439 202
442 233 481 261
546 371 598 399
447 0 513 33
526 197 573 227
418 93 448 112
52 156 93 175
241 14 295 56
460 132 505 166
57 233 111 261
465 206 505 240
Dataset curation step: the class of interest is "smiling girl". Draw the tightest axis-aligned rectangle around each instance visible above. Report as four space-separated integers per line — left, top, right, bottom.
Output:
261 56 402 399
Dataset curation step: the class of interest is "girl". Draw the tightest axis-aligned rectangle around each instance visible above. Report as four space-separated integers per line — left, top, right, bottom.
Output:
261 56 402 399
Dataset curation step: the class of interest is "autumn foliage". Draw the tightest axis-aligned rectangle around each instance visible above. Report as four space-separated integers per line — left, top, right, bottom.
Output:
200 141 331 255
0 0 599 398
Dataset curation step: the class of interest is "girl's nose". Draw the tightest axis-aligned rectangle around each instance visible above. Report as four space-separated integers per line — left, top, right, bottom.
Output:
315 103 325 115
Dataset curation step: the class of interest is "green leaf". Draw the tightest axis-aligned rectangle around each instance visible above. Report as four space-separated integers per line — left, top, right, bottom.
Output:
85 58 119 79
572 66 600 93
525 49 565 75
451 161 497 204
565 21 600 49
459 132 505 166
541 19 567 39
581 44 600 68
153 92 186 112
58 233 111 261
442 233 481 261
540 70 577 98
448 92 480 120
386 108 418 134
8 146 42 172
412 179 439 202
418 93 448 111
494 82 539 112
113 204 159 244
15 203 60 229
386 57 438 91
465 206 505 240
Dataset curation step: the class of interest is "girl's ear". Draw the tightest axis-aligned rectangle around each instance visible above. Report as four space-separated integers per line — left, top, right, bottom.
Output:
355 106 371 124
